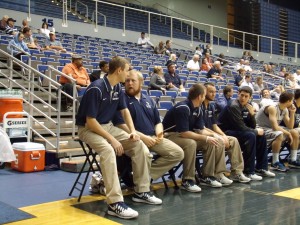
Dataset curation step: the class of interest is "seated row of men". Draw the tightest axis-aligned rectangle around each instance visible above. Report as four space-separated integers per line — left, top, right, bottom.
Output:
74 56 299 220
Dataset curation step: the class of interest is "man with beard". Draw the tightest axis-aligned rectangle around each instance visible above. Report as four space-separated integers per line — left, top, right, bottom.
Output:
202 82 250 183
113 70 186 190
59 54 90 111
76 57 162 220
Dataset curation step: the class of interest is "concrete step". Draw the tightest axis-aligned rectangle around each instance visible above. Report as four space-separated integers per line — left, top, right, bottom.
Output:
35 136 81 151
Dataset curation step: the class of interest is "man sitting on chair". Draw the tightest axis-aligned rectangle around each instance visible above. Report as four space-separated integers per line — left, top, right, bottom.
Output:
59 54 90 111
113 70 184 187
76 56 162 220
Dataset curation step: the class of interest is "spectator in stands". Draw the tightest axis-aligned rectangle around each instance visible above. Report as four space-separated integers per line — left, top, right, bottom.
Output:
235 68 246 86
59 54 90 111
149 66 168 92
45 32 66 53
247 51 255 61
4 17 17 35
240 74 254 91
218 86 275 180
165 40 172 56
278 66 287 77
259 89 275 108
186 54 200 72
202 82 250 183
289 74 299 89
20 19 29 32
137 32 154 49
243 60 252 72
207 61 224 80
33 38 45 52
215 85 234 113
242 51 249 60
114 70 184 187
154 41 166 54
234 59 245 71
256 92 300 171
7 32 30 59
164 63 184 92
76 56 161 219
263 64 275 75
271 85 285 100
203 44 212 55
293 69 300 82
22 27 37 49
204 52 213 64
200 58 212 72
165 53 177 67
194 46 202 57
0 15 9 31
217 53 228 66
281 73 293 89
89 60 109 82
39 22 51 38
253 76 266 94
163 83 229 188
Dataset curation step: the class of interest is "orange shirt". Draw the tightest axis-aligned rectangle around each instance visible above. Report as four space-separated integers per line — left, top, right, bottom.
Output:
201 63 212 72
60 63 90 86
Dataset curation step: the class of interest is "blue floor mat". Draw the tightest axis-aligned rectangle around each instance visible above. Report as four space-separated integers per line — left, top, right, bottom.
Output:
0 201 35 224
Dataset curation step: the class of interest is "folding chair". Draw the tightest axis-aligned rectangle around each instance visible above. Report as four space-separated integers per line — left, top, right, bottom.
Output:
69 139 101 202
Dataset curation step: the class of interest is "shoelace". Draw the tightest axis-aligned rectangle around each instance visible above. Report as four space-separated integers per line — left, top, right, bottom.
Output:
111 202 128 213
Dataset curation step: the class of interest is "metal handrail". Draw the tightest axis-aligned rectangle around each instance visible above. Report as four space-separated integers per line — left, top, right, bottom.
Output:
221 31 253 50
75 0 89 19
91 10 107 27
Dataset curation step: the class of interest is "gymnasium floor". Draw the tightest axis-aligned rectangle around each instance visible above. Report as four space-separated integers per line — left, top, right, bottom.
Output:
0 166 300 225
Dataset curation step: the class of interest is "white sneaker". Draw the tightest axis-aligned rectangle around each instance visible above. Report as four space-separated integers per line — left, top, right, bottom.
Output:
181 179 202 192
107 202 138 219
200 176 222 188
247 173 263 181
132 192 162 205
256 169 276 177
232 173 251 183
218 174 233 186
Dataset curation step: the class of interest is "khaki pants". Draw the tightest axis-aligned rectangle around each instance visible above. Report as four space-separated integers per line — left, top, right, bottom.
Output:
165 132 227 180
226 136 244 175
149 137 184 180
78 122 152 204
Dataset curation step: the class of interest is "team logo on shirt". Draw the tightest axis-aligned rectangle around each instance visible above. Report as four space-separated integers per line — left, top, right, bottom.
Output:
112 92 119 100
242 111 249 118
208 110 212 117
146 102 151 109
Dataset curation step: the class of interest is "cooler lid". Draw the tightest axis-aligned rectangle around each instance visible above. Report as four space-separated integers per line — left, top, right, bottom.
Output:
12 142 45 151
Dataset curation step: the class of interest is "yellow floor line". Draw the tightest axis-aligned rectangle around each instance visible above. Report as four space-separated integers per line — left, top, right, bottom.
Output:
274 188 300 200
6 181 177 225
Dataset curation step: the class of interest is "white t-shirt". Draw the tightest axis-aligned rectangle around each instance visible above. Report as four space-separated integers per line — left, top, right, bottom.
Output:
187 60 200 71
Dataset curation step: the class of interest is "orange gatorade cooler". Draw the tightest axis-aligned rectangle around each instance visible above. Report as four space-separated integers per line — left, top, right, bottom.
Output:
0 90 23 123
11 142 45 172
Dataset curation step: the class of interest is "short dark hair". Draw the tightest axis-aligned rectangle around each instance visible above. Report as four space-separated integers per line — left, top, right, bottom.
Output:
294 89 300 100
223 85 233 95
22 27 30 34
166 40 171 45
279 91 294 103
204 82 215 88
188 84 206 100
99 60 108 69
141 32 145 35
108 56 129 74
41 22 48 28
261 88 269 96
238 86 253 96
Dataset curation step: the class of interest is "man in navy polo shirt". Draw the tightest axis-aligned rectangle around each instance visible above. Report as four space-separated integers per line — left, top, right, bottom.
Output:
76 57 162 220
202 82 250 183
162 83 229 188
164 63 185 92
113 70 187 191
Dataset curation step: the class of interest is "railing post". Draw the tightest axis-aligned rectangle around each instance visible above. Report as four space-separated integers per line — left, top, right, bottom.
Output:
210 25 213 46
94 1 98 32
148 12 151 38
257 35 260 57
243 32 245 50
270 37 273 59
170 17 173 41
27 0 31 21
191 21 193 47
123 7 126 36
295 43 298 63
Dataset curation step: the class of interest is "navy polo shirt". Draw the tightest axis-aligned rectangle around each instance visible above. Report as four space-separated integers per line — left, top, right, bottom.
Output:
76 76 126 126
164 72 182 88
162 99 204 132
201 102 217 129
206 67 220 79
113 93 161 135
234 74 243 86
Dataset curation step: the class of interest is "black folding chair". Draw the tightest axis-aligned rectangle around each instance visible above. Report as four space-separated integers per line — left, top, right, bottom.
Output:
69 139 101 202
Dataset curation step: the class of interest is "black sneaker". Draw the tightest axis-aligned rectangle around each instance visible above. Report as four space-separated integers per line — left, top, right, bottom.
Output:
132 192 162 205
107 202 138 219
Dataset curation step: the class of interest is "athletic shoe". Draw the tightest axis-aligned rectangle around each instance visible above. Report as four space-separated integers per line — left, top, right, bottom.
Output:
232 173 251 183
288 160 300 168
181 179 202 192
132 192 162 205
246 173 263 181
200 176 222 188
218 174 233 186
107 202 138 219
255 169 275 177
271 161 288 172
